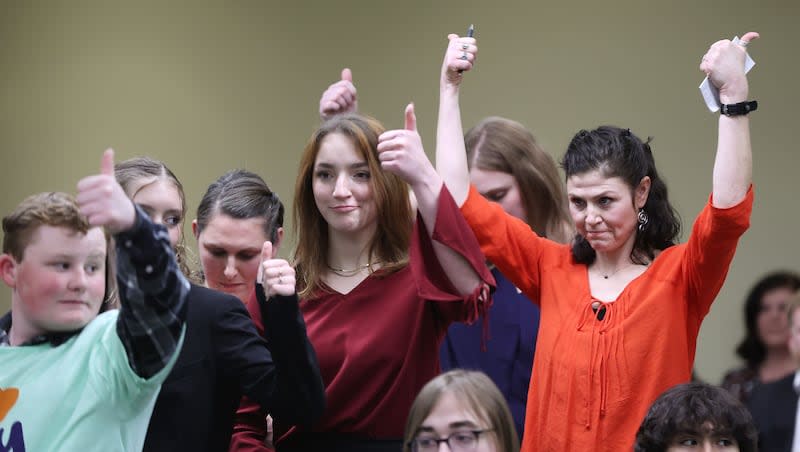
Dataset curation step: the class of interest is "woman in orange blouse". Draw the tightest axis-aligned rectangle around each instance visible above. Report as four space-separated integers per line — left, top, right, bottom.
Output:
435 31 759 451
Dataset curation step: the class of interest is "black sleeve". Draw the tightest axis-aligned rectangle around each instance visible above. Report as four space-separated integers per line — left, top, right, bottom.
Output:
215 287 325 426
257 285 326 426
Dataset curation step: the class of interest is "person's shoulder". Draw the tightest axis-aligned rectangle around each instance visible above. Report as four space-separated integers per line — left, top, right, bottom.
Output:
749 371 797 404
188 283 253 323
189 284 244 308
81 310 119 335
68 311 123 363
646 244 684 270
721 366 755 384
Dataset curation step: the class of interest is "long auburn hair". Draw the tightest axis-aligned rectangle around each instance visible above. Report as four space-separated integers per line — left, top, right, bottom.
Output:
293 114 412 299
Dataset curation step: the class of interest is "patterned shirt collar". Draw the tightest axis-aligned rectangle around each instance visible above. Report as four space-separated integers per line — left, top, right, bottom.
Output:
0 311 80 347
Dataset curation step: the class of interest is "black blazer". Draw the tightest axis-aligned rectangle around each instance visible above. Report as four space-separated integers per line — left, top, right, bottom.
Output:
747 371 797 452
143 284 324 452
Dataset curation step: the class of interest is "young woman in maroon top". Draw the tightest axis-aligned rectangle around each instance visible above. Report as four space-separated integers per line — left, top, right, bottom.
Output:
231 106 495 452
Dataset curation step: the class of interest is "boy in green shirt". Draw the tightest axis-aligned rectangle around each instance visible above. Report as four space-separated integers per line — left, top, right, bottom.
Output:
0 149 189 451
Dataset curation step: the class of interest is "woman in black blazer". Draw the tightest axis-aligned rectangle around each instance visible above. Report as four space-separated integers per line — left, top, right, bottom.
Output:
115 157 325 452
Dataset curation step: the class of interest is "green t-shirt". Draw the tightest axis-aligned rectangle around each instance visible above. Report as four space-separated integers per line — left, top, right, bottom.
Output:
0 310 182 451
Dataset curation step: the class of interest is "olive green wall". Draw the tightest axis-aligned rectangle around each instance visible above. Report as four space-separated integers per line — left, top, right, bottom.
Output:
1 1 797 383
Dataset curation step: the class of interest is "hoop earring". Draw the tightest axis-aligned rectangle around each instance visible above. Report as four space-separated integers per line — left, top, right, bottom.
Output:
637 208 649 232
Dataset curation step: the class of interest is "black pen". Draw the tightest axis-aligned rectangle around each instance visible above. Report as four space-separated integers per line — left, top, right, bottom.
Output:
458 24 475 74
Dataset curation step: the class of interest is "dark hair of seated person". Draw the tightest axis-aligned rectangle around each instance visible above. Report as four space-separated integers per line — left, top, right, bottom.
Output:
634 382 758 452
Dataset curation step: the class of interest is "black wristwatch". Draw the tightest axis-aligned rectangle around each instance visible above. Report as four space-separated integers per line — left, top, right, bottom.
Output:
720 100 758 116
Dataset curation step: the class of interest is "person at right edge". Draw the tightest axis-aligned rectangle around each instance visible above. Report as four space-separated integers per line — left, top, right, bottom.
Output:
435 30 759 451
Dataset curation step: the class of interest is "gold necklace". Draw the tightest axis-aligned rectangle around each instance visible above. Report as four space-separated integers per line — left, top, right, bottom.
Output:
326 262 381 277
596 262 637 280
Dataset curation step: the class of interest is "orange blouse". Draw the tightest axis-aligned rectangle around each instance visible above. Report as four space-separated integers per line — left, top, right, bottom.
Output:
460 185 753 452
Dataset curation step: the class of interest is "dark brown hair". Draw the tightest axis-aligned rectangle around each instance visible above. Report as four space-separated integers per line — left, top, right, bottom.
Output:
195 169 284 245
561 126 681 264
634 382 757 452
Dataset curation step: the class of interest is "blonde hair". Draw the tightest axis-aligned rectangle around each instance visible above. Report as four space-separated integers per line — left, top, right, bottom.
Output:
115 156 201 283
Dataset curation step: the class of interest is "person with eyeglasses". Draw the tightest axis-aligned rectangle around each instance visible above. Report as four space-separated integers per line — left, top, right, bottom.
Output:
403 370 520 452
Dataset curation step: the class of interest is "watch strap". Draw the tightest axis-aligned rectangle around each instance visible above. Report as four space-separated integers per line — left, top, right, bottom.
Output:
720 100 758 116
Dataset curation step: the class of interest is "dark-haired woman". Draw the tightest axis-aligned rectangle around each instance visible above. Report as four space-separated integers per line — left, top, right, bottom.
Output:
115 160 324 452
436 31 759 451
721 271 800 403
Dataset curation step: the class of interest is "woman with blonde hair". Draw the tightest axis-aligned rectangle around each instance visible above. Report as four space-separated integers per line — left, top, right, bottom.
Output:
442 116 573 439
463 116 572 243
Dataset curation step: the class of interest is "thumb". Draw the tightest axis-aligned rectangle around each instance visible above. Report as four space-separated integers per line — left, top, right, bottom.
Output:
740 31 760 47
257 241 272 284
341 67 353 83
101 148 115 176
261 241 273 262
404 103 416 132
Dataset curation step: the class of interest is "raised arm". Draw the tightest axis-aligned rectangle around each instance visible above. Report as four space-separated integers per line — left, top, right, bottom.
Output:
76 149 189 378
435 33 477 206
252 241 325 424
230 242 326 450
700 31 759 208
319 68 358 121
376 104 482 296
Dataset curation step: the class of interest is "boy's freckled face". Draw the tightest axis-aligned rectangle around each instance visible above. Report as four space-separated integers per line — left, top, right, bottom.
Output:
11 226 107 338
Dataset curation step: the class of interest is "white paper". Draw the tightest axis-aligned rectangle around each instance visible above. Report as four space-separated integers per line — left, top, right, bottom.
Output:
699 36 756 112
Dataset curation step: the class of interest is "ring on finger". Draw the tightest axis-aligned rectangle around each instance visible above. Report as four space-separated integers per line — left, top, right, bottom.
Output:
461 44 468 50
460 51 468 60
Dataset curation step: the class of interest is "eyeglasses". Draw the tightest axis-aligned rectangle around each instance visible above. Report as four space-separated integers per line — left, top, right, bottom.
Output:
408 429 494 452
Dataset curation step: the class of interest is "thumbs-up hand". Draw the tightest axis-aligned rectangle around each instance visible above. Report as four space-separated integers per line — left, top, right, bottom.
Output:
700 31 759 104
76 148 136 234
376 103 436 189
257 241 296 299
319 67 358 121
441 33 477 88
